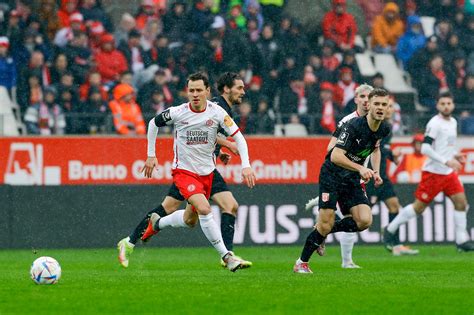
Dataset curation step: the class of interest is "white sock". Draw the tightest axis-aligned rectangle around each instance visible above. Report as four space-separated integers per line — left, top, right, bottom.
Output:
453 210 469 245
199 213 228 258
158 210 188 229
387 204 417 234
125 236 135 248
340 232 357 264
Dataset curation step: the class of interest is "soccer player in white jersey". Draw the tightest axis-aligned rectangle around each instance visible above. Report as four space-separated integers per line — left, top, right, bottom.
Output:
142 72 257 271
384 92 474 252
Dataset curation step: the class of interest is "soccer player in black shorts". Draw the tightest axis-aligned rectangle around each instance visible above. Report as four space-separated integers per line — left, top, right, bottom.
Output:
366 100 418 256
118 72 252 268
293 88 391 274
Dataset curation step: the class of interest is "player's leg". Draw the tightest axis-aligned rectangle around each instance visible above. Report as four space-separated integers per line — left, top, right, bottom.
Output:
384 171 438 250
448 192 474 251
213 191 239 250
384 196 420 255
117 194 183 268
187 193 244 271
339 230 360 268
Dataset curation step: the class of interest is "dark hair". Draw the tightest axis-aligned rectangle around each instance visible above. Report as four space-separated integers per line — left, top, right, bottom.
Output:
187 72 210 88
437 91 453 101
368 88 389 99
217 72 242 93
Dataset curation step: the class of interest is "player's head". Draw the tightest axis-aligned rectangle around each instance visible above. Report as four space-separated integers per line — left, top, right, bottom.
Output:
187 72 210 107
436 92 454 117
354 84 373 114
217 72 245 105
368 88 390 121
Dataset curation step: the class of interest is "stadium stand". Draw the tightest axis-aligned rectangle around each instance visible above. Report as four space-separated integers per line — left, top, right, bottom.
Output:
0 0 471 136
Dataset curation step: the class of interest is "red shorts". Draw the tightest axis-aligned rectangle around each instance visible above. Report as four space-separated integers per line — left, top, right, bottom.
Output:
172 169 214 201
415 171 464 203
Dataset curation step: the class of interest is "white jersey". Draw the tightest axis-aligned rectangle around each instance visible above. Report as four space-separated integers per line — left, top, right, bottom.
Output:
423 114 457 175
165 100 240 176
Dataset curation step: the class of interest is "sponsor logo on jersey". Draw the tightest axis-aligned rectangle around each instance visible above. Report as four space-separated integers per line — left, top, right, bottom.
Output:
162 110 171 122
206 119 214 126
186 130 209 145
224 115 234 127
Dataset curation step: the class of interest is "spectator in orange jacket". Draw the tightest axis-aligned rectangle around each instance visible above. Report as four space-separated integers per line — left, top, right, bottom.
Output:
321 0 358 51
94 33 129 85
392 134 428 183
109 83 146 135
371 2 404 54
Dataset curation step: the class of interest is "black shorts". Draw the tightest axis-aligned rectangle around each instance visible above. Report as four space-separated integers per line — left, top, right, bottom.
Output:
318 165 369 216
166 169 229 201
365 176 396 206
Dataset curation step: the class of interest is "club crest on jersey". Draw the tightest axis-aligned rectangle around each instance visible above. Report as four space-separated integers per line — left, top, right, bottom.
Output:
187 184 196 192
322 193 330 202
206 119 214 126
224 115 234 127
337 132 349 145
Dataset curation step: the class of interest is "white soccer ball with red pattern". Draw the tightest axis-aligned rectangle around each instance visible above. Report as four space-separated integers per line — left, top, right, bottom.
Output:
30 256 61 285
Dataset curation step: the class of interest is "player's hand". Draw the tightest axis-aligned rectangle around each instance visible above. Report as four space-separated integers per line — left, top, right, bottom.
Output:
446 159 462 172
218 152 231 165
359 167 375 182
242 167 256 188
141 157 158 178
374 172 383 188
455 153 467 164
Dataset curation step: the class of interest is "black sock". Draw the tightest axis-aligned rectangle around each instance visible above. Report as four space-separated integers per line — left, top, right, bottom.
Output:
129 205 168 244
221 213 236 251
154 204 168 217
389 213 400 245
330 217 359 233
300 229 326 262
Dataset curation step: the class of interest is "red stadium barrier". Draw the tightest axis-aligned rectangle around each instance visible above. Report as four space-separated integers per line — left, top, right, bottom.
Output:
1 136 474 185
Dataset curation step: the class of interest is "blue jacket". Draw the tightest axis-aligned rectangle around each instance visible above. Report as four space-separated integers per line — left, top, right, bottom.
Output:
396 15 426 68
0 56 17 90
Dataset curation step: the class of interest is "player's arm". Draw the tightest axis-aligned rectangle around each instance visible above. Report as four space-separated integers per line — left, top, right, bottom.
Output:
421 136 462 171
219 110 256 188
331 124 374 181
142 109 174 178
217 136 239 155
327 137 337 152
370 146 383 187
331 148 374 181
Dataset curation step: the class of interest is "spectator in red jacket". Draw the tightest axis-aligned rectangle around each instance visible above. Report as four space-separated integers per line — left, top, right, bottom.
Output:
322 0 358 52
93 33 129 85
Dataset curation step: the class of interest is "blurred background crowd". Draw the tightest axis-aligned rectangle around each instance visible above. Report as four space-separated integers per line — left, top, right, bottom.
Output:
0 0 473 136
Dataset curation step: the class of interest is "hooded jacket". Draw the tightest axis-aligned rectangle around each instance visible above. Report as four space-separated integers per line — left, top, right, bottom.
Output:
109 83 146 135
371 2 404 48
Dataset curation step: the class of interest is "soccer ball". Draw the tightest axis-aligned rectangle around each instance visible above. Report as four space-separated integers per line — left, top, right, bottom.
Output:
30 256 61 285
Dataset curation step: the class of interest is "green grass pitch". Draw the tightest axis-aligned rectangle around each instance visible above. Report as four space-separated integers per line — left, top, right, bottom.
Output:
0 245 472 314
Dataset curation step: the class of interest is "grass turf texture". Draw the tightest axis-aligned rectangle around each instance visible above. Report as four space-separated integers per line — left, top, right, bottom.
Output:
0 245 472 314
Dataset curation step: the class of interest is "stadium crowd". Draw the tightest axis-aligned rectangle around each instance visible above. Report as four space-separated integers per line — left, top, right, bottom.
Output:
0 0 473 136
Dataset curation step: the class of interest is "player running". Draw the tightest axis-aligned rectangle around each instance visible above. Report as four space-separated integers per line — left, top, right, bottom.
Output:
122 72 257 272
294 88 391 274
383 92 474 252
118 72 253 269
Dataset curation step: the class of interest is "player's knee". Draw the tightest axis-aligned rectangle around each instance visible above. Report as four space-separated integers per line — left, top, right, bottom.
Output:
356 217 372 231
454 200 468 211
184 216 198 227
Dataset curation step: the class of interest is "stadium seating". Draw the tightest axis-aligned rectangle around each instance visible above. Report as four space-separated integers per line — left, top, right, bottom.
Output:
355 52 377 77
420 16 436 37
373 54 415 94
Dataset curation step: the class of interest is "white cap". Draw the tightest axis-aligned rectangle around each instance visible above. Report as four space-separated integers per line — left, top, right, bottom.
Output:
211 16 225 29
